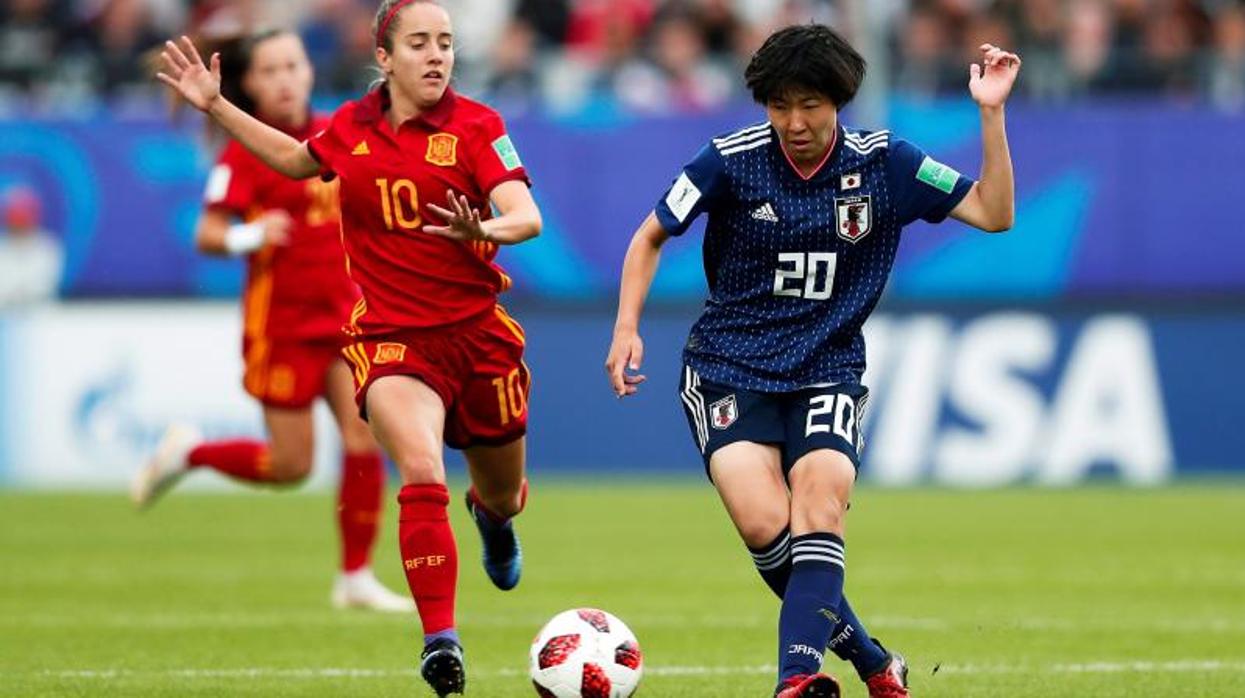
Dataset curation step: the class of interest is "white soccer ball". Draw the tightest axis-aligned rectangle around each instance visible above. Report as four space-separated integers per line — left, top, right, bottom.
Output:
529 608 643 698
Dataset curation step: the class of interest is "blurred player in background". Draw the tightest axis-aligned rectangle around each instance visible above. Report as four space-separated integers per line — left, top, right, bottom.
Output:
153 1 543 694
131 28 412 613
607 24 1020 698
0 185 63 308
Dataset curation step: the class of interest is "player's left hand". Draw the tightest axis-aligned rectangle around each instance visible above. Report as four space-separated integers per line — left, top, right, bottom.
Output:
969 43 1021 109
424 191 490 242
605 330 646 398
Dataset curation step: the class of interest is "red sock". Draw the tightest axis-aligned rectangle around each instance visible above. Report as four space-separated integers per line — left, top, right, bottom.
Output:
398 483 458 635
188 440 274 482
338 452 384 572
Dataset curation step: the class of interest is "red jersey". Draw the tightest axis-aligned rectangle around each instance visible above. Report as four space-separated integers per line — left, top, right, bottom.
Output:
306 87 531 334
205 114 357 342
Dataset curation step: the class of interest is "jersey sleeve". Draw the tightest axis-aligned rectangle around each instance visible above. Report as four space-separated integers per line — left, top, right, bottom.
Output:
653 142 728 237
468 111 532 195
203 142 262 216
887 138 975 226
305 104 353 181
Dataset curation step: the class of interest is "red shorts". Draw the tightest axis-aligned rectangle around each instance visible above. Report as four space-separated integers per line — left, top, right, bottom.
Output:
243 335 342 409
342 305 531 449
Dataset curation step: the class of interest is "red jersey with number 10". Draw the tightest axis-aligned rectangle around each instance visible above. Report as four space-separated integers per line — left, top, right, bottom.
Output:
307 87 531 334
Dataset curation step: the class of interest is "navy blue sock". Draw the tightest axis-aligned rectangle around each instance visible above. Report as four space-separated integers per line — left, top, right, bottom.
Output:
752 530 887 677
778 532 846 681
827 597 890 679
748 530 791 598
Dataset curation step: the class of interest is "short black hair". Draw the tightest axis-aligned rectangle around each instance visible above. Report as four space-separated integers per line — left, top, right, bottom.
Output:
744 24 866 107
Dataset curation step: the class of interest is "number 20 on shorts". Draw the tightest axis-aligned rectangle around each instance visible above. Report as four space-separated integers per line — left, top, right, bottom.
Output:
376 178 421 230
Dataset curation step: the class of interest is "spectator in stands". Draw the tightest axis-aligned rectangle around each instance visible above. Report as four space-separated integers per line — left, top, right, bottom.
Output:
485 18 542 112
893 6 959 99
0 186 63 308
0 0 64 93
1207 4 1245 109
615 7 734 113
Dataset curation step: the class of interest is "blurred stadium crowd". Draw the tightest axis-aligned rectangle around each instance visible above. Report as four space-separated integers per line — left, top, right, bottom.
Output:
1 0 1243 113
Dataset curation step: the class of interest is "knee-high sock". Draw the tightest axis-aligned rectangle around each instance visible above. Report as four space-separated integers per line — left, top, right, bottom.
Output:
778 533 846 681
188 440 275 482
752 529 889 678
397 483 458 636
338 452 384 572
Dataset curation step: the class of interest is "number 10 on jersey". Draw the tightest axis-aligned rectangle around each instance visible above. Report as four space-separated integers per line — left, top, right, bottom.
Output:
773 252 837 300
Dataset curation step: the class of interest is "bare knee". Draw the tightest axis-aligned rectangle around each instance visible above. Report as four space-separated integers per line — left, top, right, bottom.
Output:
790 492 847 535
396 453 445 485
736 509 790 549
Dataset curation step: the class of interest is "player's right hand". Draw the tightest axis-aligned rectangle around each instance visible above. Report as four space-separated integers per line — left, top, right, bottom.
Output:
259 211 293 247
605 330 646 398
156 36 222 113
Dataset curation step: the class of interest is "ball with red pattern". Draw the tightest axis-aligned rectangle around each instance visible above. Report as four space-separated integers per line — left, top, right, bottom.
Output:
529 608 643 697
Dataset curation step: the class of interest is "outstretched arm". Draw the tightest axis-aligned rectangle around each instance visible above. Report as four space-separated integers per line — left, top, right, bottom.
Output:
951 43 1021 233
605 212 670 397
157 36 319 180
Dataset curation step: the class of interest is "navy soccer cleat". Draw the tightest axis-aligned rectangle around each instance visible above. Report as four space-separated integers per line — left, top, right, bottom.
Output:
420 637 466 696
465 489 522 591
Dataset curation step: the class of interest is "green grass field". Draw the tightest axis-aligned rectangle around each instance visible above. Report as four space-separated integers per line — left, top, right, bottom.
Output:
2 484 1244 697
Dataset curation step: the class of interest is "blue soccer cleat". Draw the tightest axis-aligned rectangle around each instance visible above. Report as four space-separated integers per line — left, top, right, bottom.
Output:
464 489 522 591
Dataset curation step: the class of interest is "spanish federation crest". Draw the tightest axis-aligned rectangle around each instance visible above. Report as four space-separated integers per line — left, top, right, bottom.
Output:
835 195 872 244
709 395 738 430
426 133 458 167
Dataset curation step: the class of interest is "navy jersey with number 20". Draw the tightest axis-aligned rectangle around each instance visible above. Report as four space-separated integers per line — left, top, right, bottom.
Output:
654 122 974 392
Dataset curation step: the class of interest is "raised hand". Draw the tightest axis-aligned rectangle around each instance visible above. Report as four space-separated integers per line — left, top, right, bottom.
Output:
424 191 490 241
969 43 1021 109
155 36 222 113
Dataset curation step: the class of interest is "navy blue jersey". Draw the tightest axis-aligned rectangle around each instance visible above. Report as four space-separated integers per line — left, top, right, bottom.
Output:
654 122 973 392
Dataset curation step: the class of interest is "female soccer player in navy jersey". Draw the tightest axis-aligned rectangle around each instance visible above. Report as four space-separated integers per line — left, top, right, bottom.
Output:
155 1 542 694
132 28 411 613
607 24 1021 698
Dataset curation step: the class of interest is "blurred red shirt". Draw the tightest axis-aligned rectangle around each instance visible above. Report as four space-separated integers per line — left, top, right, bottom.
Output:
205 114 357 343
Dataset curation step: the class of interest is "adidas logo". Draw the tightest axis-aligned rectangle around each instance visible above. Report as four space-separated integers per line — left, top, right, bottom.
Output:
751 202 779 222
352 141 370 156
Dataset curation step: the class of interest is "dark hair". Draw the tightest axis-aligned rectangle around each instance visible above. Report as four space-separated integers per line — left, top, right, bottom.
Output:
217 28 290 117
744 24 866 107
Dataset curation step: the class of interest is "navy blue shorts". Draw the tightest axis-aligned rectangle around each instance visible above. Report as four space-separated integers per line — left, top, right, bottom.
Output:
678 365 869 479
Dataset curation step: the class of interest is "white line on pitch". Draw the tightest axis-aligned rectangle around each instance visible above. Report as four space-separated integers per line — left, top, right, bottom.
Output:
934 659 1245 675
31 659 1245 680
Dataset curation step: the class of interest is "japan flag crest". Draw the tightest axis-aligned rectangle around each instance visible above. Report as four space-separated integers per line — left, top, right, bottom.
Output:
835 195 872 243
710 395 738 430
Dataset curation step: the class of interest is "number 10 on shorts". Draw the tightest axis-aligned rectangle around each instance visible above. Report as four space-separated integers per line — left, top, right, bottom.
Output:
492 368 527 426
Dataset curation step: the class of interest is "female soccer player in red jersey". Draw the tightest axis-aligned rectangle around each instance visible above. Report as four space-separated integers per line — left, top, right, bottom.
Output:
132 29 412 613
155 2 542 694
